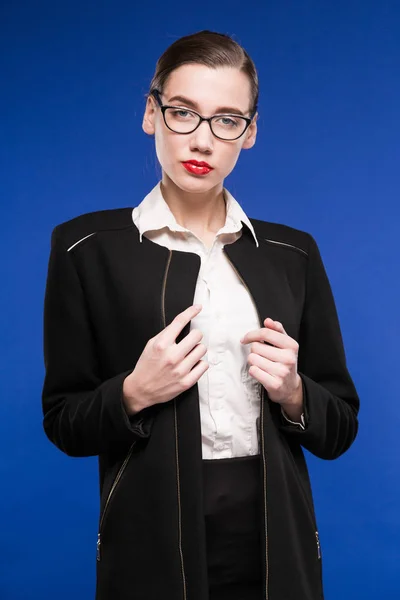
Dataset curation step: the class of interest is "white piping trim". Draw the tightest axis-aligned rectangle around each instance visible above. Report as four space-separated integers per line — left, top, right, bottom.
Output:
281 406 306 430
67 232 96 252
264 238 308 257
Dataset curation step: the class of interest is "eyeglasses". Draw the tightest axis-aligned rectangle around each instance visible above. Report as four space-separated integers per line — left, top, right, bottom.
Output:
151 89 256 141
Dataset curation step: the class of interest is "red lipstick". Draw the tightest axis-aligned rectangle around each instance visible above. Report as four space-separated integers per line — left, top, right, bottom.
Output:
182 160 213 176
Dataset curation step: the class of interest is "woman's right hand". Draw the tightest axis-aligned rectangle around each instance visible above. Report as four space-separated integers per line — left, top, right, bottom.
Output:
122 304 208 415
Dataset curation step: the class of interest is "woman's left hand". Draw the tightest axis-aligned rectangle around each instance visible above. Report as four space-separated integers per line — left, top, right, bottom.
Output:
240 317 303 411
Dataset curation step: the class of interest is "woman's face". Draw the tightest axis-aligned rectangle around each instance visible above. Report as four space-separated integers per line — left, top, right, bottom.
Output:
142 64 257 194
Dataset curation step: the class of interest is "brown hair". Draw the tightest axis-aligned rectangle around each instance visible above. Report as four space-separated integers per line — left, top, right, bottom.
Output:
148 30 259 114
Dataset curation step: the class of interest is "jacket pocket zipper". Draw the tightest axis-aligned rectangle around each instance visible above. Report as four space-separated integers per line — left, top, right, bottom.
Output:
281 436 321 561
97 442 136 561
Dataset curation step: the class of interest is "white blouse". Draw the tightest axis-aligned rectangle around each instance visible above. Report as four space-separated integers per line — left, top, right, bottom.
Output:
132 182 263 459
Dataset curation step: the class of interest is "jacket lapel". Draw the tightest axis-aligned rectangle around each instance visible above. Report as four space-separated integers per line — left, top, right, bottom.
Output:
224 224 295 331
163 250 201 336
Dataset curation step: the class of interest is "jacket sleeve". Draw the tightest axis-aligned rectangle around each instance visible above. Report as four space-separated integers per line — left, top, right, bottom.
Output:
42 226 153 458
279 234 360 460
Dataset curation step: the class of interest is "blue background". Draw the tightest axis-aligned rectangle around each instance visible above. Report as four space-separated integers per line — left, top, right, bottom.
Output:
1 1 399 598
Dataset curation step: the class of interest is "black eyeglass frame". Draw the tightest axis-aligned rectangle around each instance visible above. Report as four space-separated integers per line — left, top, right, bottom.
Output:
150 89 257 141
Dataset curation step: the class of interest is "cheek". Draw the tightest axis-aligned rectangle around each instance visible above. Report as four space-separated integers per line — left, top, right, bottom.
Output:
154 128 181 171
221 144 242 175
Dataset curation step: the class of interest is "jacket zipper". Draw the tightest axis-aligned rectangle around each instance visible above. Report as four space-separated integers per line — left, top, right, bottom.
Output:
161 250 172 330
96 442 136 561
161 251 187 600
224 250 323 575
223 250 269 600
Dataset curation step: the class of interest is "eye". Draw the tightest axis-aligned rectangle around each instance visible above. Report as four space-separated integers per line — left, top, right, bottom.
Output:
170 108 196 119
215 116 240 128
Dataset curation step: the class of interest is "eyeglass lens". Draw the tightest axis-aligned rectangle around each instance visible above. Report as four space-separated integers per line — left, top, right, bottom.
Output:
164 108 247 140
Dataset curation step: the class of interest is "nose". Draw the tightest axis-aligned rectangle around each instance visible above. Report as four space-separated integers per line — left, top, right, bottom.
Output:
190 120 214 153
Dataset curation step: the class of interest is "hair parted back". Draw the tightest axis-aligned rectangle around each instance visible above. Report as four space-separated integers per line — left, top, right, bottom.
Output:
148 30 259 114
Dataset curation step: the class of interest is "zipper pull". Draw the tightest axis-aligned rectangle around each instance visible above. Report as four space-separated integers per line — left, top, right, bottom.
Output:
97 533 101 562
315 531 321 559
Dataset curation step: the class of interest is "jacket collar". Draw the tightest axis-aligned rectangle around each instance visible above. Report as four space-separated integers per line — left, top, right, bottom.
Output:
132 181 259 247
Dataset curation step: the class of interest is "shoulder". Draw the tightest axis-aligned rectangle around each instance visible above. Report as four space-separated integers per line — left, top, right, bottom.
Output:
249 217 315 258
51 207 135 251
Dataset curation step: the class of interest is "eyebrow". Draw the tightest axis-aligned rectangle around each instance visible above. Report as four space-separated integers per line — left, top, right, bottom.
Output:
166 95 247 116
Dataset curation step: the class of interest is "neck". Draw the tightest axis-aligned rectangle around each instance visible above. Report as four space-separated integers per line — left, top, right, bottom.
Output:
160 173 227 238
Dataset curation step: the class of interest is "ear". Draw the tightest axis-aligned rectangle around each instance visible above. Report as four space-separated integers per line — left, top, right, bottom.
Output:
242 114 258 150
142 95 157 135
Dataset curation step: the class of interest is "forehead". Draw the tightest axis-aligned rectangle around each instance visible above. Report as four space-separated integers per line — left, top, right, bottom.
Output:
163 64 252 113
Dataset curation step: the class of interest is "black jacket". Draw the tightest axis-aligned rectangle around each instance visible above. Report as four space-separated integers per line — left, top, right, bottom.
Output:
42 207 359 600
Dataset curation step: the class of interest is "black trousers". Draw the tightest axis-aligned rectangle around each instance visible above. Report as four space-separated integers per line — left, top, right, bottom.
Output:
202 454 263 600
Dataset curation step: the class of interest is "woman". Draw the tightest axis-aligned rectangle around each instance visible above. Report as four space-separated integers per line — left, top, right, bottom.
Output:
42 30 360 600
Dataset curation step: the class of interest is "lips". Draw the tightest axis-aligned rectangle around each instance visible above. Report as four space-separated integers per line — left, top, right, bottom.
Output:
184 160 213 168
182 160 213 175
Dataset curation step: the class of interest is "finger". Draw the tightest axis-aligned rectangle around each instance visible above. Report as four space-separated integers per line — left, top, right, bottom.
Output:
249 365 279 390
175 328 204 361
263 317 286 334
179 342 208 374
249 341 287 362
243 326 298 351
181 359 209 390
264 317 287 335
161 304 202 345
248 352 286 377
241 327 287 348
